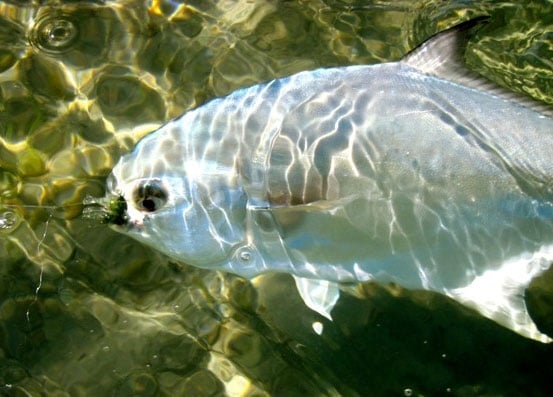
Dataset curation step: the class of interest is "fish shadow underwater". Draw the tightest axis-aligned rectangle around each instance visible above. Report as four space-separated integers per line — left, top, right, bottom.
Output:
254 272 553 396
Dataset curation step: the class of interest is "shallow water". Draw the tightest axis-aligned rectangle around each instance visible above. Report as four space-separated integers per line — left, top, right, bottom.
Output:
1 0 553 396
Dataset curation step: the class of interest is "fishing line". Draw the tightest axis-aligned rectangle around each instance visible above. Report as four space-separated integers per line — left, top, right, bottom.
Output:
25 210 52 326
0 197 114 222
0 202 86 210
1 198 113 327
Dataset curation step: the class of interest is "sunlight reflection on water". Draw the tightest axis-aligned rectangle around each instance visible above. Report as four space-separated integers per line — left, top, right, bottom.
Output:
1 0 553 395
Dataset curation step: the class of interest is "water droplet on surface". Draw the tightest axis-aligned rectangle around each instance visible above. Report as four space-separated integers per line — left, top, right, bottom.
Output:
31 15 79 54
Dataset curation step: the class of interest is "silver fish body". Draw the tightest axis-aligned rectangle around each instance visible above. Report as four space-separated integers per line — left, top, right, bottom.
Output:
106 26 553 342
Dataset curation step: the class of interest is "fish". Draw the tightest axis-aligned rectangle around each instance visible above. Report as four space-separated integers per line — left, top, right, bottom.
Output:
102 20 553 342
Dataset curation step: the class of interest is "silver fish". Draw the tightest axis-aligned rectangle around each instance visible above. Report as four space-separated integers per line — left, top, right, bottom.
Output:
104 21 553 342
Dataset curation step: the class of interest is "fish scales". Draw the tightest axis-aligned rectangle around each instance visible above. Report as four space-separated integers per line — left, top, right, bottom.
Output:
104 23 553 342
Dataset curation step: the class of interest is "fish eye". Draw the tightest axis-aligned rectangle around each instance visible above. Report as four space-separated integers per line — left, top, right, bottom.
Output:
133 180 168 212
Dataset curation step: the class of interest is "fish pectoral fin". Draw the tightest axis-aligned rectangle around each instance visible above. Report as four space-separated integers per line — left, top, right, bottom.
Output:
270 196 355 212
268 196 357 230
293 276 340 320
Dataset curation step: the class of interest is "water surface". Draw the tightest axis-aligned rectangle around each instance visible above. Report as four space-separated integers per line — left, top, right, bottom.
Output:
1 1 552 396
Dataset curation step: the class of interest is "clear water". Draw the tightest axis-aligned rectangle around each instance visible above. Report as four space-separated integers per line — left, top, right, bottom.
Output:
1 1 552 396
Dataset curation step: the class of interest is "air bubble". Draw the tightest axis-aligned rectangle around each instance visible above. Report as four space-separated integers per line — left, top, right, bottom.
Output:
0 210 21 233
30 15 79 54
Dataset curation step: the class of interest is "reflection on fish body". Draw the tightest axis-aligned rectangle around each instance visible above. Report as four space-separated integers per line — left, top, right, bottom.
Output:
105 22 553 342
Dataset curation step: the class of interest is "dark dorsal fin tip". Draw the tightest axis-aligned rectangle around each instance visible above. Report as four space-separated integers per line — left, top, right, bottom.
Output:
403 18 553 118
402 18 488 77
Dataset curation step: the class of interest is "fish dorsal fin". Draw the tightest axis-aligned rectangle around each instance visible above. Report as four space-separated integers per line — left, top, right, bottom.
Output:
293 276 340 320
402 19 483 84
403 19 553 118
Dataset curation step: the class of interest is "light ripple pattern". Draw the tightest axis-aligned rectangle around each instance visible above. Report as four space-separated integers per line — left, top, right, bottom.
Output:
107 26 553 343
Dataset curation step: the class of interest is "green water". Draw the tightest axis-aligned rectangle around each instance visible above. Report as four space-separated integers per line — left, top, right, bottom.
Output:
1 0 553 396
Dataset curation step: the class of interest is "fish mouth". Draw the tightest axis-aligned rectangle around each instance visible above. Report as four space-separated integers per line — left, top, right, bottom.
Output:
82 194 129 226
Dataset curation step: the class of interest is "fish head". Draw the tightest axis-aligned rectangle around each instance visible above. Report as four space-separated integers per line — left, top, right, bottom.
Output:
103 152 248 268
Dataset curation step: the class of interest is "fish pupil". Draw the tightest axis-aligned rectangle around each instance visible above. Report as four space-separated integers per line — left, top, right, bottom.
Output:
141 198 157 212
133 180 167 212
